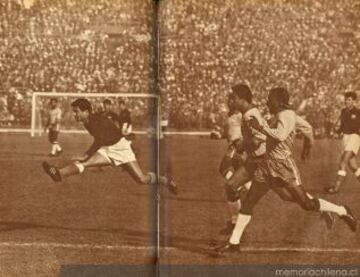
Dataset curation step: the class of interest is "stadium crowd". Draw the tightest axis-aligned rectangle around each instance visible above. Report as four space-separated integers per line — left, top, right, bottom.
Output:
0 0 153 126
0 0 359 136
159 0 360 136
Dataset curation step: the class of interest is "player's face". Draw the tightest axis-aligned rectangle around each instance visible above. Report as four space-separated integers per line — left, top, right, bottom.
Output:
104 103 111 112
267 95 279 114
72 106 89 122
345 97 354 110
50 100 57 109
227 95 236 111
229 93 245 113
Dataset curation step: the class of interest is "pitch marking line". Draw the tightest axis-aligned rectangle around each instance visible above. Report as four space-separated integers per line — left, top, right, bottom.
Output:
0 242 360 254
0 242 159 251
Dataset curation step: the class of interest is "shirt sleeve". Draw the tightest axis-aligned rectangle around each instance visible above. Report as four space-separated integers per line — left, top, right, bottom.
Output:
262 110 296 141
295 115 314 144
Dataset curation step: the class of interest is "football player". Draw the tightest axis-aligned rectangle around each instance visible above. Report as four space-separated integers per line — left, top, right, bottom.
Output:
42 98 177 195
325 92 360 193
102 99 120 128
219 84 318 235
118 100 133 138
217 87 357 254
218 95 251 234
45 98 63 157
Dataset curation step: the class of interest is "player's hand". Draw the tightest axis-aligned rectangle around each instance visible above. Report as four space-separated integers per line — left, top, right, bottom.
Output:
301 138 312 161
71 154 89 162
247 116 262 131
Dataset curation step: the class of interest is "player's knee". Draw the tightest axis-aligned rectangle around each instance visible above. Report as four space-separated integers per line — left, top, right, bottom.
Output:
225 185 239 202
299 199 319 212
219 157 233 176
239 202 254 215
74 162 85 173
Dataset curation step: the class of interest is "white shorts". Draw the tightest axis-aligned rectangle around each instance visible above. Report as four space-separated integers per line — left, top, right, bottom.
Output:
97 137 136 166
343 134 360 154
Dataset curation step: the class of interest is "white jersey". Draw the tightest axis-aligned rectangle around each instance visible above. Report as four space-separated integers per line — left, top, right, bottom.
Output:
48 107 62 131
263 109 297 160
242 107 267 157
224 112 242 143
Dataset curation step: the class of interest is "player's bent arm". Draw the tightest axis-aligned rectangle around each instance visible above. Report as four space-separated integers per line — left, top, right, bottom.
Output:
85 141 101 158
295 115 314 145
261 110 296 141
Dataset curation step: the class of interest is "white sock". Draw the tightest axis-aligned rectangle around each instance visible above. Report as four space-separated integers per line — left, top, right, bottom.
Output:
319 199 346 216
355 168 360 177
228 200 241 224
148 172 157 185
51 144 56 154
229 213 251 245
55 143 62 151
243 181 252 190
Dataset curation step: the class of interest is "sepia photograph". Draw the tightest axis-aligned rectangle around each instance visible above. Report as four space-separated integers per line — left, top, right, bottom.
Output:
0 0 359 276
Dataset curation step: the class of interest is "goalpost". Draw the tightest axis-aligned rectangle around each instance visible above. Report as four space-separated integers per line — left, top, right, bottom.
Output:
30 92 160 137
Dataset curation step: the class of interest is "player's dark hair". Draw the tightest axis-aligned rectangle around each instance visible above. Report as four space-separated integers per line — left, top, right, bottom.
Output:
269 87 290 108
103 99 112 105
50 98 58 103
119 100 125 105
345 91 357 100
71 98 92 112
231 84 252 103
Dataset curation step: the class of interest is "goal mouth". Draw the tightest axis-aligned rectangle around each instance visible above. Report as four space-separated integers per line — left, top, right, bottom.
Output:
30 92 160 137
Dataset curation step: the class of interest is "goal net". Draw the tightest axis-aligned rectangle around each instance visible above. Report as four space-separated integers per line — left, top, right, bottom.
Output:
31 92 159 137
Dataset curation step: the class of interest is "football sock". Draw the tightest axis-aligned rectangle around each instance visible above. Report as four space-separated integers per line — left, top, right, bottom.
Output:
55 143 62 152
60 163 83 178
229 213 251 245
243 181 252 190
51 144 57 155
228 200 241 224
148 172 157 185
334 170 346 188
354 169 360 182
318 199 346 216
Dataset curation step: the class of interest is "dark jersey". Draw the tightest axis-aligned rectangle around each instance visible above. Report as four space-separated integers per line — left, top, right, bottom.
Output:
103 111 120 128
119 109 132 127
84 114 122 156
339 107 360 135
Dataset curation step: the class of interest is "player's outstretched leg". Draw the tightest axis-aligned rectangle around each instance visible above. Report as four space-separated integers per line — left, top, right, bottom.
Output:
216 181 269 254
42 153 110 182
272 186 335 230
220 165 252 235
286 185 357 232
123 161 178 195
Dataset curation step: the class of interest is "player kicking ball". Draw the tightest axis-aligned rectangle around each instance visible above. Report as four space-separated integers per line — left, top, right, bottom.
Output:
42 98 177 195
217 87 357 254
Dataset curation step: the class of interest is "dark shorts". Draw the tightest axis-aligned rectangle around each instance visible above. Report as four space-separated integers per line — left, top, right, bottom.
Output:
253 157 302 187
225 154 263 191
48 130 59 143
